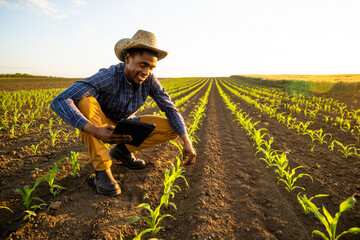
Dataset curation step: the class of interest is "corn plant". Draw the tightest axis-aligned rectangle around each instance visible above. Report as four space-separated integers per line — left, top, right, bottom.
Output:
15 175 45 209
250 128 269 147
298 195 360 240
297 193 329 215
44 157 67 195
21 121 33 134
31 167 43 175
304 129 332 144
273 152 289 179
307 109 319 120
9 124 17 138
333 141 359 159
162 157 189 209
322 115 331 124
298 121 312 134
256 137 278 167
75 128 80 138
49 128 62 147
278 166 313 192
335 117 351 132
15 176 47 221
28 140 46 155
126 197 175 240
48 118 54 129
70 151 82 177
62 131 71 143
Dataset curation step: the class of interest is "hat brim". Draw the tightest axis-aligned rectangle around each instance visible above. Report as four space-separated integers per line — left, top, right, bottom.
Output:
114 38 168 62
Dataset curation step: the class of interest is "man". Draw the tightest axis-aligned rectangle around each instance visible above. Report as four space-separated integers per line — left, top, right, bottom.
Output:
51 30 196 196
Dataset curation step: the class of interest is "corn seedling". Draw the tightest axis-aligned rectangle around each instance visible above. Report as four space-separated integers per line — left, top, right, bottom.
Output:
322 115 331 124
28 140 45 155
44 157 68 195
162 157 189 209
256 137 278 167
62 131 71 143
15 176 47 221
335 117 351 132
304 129 332 144
333 141 359 159
250 128 269 147
49 128 62 147
297 193 329 215
169 140 183 155
21 121 33 134
126 198 175 240
70 151 82 177
273 152 289 179
31 167 43 175
15 175 45 209
299 121 312 134
299 195 360 240
75 128 80 138
9 124 17 138
48 118 54 129
278 166 313 192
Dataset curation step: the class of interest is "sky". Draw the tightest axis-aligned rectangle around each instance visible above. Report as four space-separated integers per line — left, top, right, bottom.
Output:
0 0 359 78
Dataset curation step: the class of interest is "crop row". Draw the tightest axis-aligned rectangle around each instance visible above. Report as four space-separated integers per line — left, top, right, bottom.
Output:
122 80 213 239
227 78 360 141
216 79 359 240
220 79 360 161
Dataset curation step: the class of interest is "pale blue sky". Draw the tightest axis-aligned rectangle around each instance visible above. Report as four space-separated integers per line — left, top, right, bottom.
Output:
0 0 359 78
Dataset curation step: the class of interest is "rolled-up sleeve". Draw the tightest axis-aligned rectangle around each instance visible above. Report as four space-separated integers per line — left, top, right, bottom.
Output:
50 69 114 130
149 77 187 136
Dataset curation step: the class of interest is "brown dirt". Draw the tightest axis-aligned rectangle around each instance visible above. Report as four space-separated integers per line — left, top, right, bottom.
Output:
1 78 359 240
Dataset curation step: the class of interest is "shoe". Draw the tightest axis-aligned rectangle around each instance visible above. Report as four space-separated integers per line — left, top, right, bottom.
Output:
109 144 146 170
94 169 121 196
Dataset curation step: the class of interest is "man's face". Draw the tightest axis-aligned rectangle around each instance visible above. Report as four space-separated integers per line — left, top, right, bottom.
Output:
124 51 157 85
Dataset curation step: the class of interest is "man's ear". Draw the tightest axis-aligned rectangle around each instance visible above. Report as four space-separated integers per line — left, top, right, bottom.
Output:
124 53 131 64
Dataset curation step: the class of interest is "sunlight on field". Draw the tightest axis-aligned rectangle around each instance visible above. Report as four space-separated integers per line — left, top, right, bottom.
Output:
234 74 360 94
242 74 360 83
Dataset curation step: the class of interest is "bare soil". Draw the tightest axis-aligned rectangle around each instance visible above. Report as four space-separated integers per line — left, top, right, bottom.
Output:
1 78 359 240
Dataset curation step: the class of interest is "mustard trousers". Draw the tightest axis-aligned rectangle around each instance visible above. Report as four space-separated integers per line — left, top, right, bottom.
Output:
77 97 178 171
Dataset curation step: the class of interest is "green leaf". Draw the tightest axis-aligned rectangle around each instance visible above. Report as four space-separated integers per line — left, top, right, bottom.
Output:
0 206 13 212
348 227 360 234
312 230 329 240
322 206 333 224
339 196 356 213
336 227 360 239
169 202 177 210
141 217 153 226
134 228 153 240
126 216 140 225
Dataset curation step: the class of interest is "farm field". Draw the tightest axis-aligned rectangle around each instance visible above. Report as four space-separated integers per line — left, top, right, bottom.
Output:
0 76 359 240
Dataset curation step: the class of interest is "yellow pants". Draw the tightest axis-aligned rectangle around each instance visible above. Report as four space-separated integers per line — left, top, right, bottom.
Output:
77 97 178 171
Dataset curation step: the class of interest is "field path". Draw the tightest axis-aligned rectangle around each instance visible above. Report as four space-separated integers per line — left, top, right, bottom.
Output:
159 82 311 239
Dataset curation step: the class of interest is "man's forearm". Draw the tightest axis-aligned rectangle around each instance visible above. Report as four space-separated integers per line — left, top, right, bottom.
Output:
180 133 192 145
82 121 99 137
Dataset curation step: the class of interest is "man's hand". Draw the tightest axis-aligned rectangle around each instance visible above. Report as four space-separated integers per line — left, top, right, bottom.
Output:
181 134 196 165
83 122 132 144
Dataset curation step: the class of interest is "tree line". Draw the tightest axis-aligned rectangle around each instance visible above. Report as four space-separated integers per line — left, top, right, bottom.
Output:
0 73 59 78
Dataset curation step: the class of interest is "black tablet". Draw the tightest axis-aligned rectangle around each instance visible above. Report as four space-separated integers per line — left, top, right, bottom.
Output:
113 119 156 147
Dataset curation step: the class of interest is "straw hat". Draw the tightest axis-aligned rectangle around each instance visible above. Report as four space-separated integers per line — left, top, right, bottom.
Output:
114 30 168 62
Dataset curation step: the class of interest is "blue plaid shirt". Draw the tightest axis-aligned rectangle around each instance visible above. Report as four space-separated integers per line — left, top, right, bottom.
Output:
50 63 187 136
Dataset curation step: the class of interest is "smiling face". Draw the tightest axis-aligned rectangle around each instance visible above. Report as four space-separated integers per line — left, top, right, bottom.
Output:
124 50 157 85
